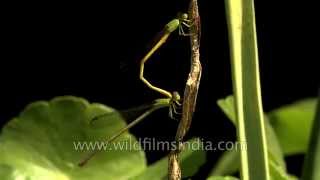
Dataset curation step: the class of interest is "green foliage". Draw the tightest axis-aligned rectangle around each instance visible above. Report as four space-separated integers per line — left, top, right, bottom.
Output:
217 96 285 168
269 99 317 155
207 176 239 180
214 95 317 179
131 138 206 180
301 92 320 180
0 96 147 179
0 96 205 180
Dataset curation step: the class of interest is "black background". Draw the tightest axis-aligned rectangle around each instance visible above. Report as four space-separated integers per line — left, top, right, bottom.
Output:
1 0 319 178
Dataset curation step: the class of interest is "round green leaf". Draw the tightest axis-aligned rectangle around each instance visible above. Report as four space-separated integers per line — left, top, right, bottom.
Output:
0 96 146 180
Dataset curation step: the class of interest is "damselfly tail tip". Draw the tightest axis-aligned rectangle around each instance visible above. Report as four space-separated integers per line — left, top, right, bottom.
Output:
78 156 91 167
78 160 86 167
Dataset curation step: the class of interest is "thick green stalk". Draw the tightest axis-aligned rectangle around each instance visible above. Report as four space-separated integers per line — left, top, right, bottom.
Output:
224 0 270 179
301 88 320 180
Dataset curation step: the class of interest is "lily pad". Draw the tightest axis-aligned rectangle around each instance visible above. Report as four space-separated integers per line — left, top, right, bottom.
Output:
0 96 147 180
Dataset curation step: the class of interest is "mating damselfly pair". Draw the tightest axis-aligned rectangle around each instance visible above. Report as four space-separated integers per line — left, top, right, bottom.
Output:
78 10 199 166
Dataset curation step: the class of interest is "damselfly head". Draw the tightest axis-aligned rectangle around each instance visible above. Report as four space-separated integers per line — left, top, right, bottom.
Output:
172 91 181 102
177 12 188 21
169 91 182 120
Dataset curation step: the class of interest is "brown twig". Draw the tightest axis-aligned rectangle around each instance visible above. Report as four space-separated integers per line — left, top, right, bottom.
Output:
168 0 202 179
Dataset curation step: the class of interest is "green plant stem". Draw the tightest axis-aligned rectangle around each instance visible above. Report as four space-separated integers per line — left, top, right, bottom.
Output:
301 88 320 180
224 0 270 179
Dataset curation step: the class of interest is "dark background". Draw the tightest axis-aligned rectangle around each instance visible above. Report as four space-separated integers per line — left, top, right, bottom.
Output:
1 0 318 178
